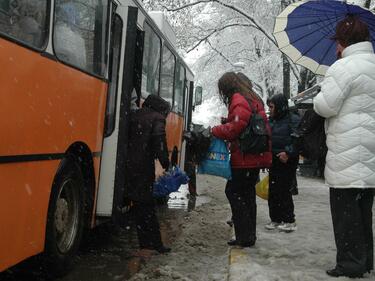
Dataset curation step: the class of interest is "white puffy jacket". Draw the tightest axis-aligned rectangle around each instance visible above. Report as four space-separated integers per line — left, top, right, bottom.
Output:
314 42 375 188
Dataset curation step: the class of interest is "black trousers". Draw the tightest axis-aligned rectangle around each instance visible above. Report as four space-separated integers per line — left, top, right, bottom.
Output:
132 201 163 249
268 167 296 223
225 168 259 243
185 161 197 195
330 188 374 275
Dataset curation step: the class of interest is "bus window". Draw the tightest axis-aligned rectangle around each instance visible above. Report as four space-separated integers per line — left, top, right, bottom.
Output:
160 45 175 106
104 14 122 137
174 62 186 114
0 0 48 49
53 0 108 76
141 22 161 99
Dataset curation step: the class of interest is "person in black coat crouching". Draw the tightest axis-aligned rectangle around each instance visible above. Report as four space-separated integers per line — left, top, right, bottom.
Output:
126 94 171 253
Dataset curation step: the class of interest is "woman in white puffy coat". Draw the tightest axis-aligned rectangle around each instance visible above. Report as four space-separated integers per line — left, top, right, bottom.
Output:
313 16 375 278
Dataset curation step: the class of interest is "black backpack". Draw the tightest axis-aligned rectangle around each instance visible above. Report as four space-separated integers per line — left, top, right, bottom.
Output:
238 103 270 154
298 109 327 160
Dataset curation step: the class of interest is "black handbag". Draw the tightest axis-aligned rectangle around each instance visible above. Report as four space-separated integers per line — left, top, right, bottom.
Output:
238 104 269 154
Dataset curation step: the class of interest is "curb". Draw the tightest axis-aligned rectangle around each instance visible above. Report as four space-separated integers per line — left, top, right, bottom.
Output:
228 247 251 281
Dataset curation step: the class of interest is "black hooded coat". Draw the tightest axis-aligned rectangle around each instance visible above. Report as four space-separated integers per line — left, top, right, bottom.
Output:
126 95 170 203
269 94 300 169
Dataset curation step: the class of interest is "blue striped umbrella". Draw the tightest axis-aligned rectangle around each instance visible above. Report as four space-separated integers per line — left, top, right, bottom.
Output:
273 0 375 75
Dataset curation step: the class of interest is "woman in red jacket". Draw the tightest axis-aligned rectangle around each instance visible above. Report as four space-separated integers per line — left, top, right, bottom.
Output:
212 72 272 247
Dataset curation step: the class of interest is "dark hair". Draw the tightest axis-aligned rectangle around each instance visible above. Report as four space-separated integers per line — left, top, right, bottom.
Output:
332 15 370 47
236 72 253 89
236 72 264 106
218 72 262 106
143 94 171 117
269 94 288 119
218 72 244 106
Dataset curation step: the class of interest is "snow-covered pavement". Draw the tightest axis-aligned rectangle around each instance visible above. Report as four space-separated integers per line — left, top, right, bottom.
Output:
229 174 374 280
129 174 375 281
129 175 231 281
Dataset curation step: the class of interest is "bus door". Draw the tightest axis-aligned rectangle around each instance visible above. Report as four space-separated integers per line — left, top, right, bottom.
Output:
96 5 124 219
96 5 144 224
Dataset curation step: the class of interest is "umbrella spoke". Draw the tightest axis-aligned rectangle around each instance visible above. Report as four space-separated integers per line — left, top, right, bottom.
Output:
283 15 340 39
294 31 333 62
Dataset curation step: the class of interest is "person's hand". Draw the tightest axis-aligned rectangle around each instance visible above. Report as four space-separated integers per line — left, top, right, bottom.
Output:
155 159 165 179
183 130 192 140
202 126 211 138
277 152 289 163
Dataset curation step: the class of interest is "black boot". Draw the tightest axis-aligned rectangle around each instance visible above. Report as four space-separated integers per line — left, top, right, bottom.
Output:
155 245 171 253
227 239 237 246
326 268 363 278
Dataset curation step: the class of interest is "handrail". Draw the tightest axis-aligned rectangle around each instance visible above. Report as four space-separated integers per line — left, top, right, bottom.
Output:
291 84 321 104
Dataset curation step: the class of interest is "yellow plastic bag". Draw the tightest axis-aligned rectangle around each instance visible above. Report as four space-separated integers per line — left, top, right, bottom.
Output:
256 175 269 200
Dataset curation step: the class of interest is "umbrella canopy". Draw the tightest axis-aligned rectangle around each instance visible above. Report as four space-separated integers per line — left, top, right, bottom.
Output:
273 0 375 76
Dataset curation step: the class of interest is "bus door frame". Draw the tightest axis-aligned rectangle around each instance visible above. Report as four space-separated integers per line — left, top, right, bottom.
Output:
111 6 145 224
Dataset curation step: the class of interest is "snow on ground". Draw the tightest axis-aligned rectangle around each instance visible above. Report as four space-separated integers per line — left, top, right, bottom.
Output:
129 175 232 281
130 174 375 281
232 174 375 281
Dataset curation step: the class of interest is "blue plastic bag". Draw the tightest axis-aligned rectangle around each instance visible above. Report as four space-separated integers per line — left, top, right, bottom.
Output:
153 166 189 198
198 138 232 180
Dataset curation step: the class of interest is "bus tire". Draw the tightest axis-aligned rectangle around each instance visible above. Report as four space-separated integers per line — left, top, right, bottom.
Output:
43 157 85 277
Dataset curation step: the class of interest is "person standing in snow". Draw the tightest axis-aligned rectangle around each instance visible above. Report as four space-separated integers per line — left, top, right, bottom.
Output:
313 16 375 278
265 94 300 232
126 94 171 254
211 72 272 247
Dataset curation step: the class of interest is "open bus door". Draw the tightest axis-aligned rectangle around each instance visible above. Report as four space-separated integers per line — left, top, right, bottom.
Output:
96 5 143 225
111 7 145 225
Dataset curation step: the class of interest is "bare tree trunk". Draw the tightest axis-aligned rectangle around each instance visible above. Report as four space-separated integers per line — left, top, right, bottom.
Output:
298 68 317 93
365 0 371 8
283 55 290 99
281 0 291 99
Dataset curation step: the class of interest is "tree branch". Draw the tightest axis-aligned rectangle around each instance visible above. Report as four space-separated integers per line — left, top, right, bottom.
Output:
206 39 233 66
163 0 301 82
186 23 256 53
163 0 276 44
161 0 212 12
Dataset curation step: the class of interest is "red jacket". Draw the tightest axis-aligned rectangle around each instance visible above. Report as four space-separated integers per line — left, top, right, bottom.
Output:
212 93 272 169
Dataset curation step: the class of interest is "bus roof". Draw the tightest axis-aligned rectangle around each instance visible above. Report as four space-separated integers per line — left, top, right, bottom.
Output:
121 0 195 77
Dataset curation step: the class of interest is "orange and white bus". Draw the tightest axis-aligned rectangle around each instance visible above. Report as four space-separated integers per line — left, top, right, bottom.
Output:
0 0 201 276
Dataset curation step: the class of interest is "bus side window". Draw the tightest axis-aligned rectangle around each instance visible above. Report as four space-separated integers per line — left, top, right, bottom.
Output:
53 0 108 76
0 0 48 49
174 62 186 114
104 14 122 137
160 45 175 106
141 22 161 99
132 28 145 109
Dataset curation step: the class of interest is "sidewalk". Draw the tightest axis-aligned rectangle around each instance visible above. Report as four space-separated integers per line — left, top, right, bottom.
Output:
228 246 260 281
227 175 375 281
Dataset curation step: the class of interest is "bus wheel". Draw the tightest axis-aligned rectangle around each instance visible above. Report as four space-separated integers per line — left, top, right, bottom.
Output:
44 158 85 277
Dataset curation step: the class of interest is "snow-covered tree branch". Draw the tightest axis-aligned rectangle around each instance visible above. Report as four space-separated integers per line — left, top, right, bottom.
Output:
161 0 301 83
186 23 256 53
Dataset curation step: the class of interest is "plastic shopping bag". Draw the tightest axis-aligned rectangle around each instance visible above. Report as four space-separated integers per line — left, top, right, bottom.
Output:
198 138 231 180
153 166 189 198
256 175 269 200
